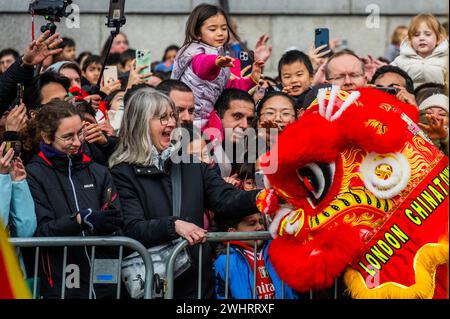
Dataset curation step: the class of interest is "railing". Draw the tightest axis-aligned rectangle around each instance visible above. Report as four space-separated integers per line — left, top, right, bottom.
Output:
9 236 154 299
165 231 277 299
10 233 341 299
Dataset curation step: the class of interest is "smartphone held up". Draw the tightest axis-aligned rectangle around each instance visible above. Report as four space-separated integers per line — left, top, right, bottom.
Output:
103 65 118 86
2 140 21 158
315 28 331 58
136 49 151 75
239 50 254 77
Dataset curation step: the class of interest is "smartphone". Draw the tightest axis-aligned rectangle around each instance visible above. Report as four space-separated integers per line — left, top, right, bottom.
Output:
239 50 254 77
107 0 125 27
375 86 399 95
255 170 265 189
3 140 21 158
17 83 24 104
315 28 331 57
136 49 151 75
105 187 113 209
103 65 118 86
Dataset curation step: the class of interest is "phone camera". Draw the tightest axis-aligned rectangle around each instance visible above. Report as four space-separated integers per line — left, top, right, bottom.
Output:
239 51 249 60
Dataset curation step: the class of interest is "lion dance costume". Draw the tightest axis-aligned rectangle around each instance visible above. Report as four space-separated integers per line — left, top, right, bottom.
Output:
259 86 448 299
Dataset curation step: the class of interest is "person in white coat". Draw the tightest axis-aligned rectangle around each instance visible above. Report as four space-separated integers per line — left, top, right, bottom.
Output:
391 13 448 89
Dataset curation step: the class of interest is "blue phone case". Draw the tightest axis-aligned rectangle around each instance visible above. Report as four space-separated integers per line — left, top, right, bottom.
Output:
315 28 331 57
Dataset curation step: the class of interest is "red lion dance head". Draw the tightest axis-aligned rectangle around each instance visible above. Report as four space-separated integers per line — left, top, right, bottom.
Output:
260 86 449 299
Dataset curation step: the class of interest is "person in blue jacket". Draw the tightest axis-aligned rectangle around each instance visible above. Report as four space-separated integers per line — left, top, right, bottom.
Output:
214 211 298 299
0 142 36 237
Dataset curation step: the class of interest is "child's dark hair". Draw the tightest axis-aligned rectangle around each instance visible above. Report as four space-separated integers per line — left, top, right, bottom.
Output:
278 50 313 79
214 214 242 232
76 51 92 64
120 49 136 67
59 37 76 49
234 162 255 181
182 4 240 48
162 45 180 61
82 55 102 72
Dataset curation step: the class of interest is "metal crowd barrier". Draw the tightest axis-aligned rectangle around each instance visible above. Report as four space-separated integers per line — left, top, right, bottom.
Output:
165 231 275 299
9 236 154 299
165 231 342 299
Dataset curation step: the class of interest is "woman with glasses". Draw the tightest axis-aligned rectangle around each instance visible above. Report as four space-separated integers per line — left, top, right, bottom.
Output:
109 87 264 298
25 100 123 298
256 91 297 150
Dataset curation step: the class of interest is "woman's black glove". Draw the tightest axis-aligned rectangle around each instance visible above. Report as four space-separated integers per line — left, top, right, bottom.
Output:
78 208 123 235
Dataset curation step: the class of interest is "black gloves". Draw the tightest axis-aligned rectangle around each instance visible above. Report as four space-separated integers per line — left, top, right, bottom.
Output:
78 208 123 235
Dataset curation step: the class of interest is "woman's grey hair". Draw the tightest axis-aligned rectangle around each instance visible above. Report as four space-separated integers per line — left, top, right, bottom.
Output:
109 87 176 167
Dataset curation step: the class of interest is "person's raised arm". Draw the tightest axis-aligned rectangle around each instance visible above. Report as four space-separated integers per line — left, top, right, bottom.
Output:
0 31 63 109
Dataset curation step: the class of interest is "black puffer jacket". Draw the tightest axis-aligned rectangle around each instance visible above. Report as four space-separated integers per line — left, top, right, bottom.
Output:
26 148 122 299
111 159 260 299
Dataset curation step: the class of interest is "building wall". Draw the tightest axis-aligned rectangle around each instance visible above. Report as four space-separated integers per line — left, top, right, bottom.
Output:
0 0 447 75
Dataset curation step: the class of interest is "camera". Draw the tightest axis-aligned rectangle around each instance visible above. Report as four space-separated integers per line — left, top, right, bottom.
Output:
375 86 399 96
239 51 249 61
29 0 73 21
29 0 73 33
107 0 126 28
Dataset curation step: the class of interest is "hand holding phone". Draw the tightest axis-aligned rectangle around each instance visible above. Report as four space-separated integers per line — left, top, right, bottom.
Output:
239 50 254 77
17 83 24 104
315 28 331 58
8 83 24 111
5 103 27 132
136 49 152 75
2 140 21 159
103 65 118 86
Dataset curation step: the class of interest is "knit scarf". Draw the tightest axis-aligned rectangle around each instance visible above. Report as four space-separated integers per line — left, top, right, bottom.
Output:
151 144 176 171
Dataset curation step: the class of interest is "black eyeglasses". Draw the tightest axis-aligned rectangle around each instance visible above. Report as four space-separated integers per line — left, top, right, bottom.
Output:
157 112 178 125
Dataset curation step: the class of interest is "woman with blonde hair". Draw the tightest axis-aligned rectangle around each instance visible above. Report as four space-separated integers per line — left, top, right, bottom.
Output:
384 25 408 62
391 13 449 88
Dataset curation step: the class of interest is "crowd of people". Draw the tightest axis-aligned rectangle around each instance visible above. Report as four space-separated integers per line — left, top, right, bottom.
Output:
0 3 448 299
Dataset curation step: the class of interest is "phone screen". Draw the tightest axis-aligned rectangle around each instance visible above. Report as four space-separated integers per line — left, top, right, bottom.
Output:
315 28 331 57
